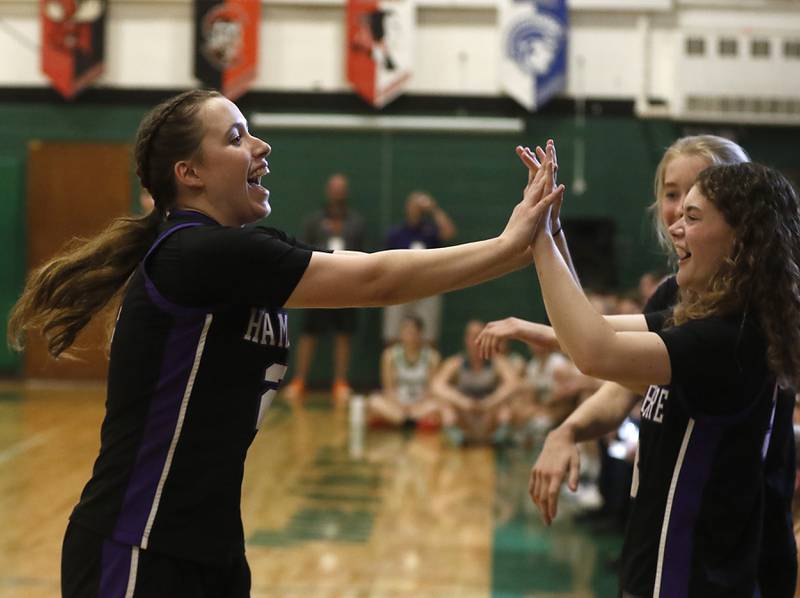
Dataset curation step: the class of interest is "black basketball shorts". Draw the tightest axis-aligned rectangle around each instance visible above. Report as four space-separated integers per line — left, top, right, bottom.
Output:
61 520 251 598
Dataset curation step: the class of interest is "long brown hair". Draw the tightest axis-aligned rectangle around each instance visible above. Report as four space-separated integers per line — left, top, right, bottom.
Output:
8 89 221 358
673 162 800 387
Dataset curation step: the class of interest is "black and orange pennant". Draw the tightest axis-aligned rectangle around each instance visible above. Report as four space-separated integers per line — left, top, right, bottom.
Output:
41 0 107 100
194 0 260 100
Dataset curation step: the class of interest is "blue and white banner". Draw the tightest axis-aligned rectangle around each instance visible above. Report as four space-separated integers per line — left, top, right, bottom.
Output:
499 0 568 111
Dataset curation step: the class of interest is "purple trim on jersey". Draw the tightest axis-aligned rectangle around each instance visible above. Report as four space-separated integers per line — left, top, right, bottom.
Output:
144 275 208 317
762 384 778 460
99 539 132 597
112 314 206 545
142 221 210 317
144 222 203 262
660 420 723 597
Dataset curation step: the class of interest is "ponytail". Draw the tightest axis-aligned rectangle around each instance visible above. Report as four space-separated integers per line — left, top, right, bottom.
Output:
9 89 219 358
8 208 164 357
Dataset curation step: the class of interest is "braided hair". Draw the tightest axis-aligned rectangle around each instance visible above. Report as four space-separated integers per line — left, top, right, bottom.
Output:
134 89 222 214
8 90 222 357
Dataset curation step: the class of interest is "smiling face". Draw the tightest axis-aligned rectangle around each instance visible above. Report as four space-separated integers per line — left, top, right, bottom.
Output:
670 185 736 293
191 97 271 226
659 154 710 230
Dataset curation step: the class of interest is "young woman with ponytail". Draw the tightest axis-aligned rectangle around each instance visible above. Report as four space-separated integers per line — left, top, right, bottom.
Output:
8 89 557 596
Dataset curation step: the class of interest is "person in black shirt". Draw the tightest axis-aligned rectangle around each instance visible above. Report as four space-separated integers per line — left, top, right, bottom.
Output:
522 149 800 597
481 137 796 597
7 90 555 597
283 173 366 406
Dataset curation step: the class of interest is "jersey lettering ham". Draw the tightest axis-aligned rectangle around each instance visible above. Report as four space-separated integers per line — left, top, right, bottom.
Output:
243 308 289 348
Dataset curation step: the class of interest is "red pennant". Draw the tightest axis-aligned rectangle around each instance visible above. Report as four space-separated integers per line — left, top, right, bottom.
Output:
194 0 260 100
346 0 413 108
41 0 107 100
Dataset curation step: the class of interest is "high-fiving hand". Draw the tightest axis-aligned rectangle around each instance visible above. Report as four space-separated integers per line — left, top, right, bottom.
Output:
515 143 564 243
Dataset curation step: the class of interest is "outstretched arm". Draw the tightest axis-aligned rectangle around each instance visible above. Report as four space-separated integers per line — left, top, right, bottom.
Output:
476 314 648 361
523 153 670 387
476 317 561 358
288 240 530 308
526 141 580 285
285 160 548 309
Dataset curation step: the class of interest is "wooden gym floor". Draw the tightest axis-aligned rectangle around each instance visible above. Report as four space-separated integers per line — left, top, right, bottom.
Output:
0 383 620 597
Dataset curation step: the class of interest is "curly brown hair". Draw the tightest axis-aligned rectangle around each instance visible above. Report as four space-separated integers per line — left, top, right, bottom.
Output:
673 162 800 387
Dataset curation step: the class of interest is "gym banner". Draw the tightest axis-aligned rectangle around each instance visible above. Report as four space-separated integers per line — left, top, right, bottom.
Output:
41 0 107 100
499 0 568 111
194 0 260 100
347 0 414 108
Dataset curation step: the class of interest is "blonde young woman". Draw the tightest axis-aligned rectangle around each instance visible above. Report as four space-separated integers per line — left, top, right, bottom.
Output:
520 148 800 597
8 90 550 597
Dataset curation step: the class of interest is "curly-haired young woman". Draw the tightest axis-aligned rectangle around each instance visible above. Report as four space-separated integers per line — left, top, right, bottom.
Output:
525 154 800 598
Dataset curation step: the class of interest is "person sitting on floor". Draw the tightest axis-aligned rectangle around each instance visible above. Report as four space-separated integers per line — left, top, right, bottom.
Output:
368 316 443 427
431 320 520 446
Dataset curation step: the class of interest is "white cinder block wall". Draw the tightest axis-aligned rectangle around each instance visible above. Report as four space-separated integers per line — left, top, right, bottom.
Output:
0 0 798 121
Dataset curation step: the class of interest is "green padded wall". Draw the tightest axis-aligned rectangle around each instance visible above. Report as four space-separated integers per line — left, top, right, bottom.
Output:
1 99 798 387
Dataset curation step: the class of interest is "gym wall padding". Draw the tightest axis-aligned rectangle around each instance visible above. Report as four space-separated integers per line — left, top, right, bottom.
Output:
1 99 798 387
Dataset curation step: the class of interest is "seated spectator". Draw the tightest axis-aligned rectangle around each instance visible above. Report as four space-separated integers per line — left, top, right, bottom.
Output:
431 320 520 446
519 344 576 437
368 316 442 427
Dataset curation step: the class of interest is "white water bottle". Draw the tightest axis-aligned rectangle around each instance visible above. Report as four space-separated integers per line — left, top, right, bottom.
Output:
349 394 365 459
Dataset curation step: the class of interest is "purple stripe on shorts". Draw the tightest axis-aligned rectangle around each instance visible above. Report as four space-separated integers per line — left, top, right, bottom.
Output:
112 314 206 545
660 420 723 597
99 539 132 598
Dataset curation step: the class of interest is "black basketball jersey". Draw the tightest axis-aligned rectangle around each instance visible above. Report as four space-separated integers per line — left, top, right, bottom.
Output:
643 275 679 314
641 275 797 598
70 210 315 563
621 308 777 597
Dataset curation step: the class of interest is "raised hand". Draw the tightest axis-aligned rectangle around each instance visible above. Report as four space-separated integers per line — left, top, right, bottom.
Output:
542 141 562 231
517 141 563 233
516 150 564 241
500 147 563 254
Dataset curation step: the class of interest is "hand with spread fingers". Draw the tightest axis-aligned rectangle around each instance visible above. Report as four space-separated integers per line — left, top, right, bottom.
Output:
517 140 562 231
515 146 564 242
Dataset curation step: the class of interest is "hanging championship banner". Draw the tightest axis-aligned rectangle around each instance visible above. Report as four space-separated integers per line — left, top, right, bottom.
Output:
499 0 568 111
41 0 107 100
347 0 414 108
194 0 260 100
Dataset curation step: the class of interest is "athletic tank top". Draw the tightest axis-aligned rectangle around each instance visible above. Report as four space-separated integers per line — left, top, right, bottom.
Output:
456 356 498 399
392 345 433 405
